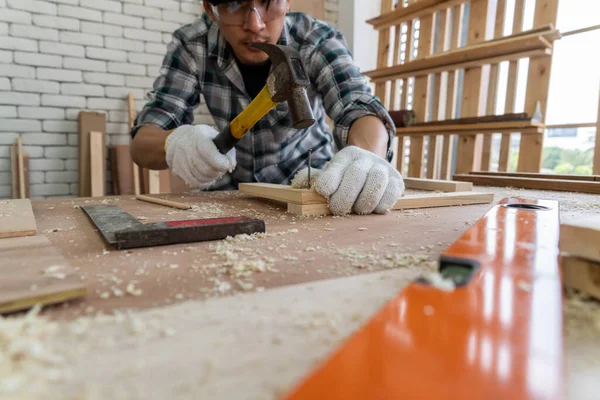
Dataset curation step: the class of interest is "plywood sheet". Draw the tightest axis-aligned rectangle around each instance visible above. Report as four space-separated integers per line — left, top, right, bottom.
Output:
0 235 86 314
0 199 37 239
78 112 106 197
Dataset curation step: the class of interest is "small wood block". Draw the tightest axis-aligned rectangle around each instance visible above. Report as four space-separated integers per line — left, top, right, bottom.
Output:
89 131 105 197
562 256 600 301
239 183 326 205
287 192 494 216
403 178 473 192
560 217 600 263
79 112 106 197
0 235 87 314
0 199 37 239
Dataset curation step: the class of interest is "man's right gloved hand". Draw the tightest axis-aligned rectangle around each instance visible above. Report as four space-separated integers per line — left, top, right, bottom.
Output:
165 124 236 189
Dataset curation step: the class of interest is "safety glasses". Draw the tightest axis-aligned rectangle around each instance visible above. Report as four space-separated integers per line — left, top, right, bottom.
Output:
210 0 287 26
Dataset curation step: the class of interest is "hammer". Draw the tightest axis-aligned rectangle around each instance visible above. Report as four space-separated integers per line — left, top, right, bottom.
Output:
212 42 316 154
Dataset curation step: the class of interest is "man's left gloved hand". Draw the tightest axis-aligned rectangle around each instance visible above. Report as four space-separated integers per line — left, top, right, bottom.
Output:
291 146 405 215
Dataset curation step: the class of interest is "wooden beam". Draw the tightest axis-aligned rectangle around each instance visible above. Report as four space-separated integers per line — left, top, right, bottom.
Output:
287 191 494 216
403 177 473 192
594 83 600 175
239 183 327 205
397 120 543 135
374 0 395 108
562 256 600 301
467 171 599 181
518 0 559 172
79 112 106 197
0 199 37 239
560 217 600 263
453 174 600 194
89 131 105 197
364 30 555 82
367 0 466 30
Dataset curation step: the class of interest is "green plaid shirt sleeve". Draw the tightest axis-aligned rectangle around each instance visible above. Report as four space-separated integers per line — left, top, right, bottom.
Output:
133 13 396 190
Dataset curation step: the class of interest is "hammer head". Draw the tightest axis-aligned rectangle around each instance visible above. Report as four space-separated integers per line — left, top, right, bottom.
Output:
249 42 316 130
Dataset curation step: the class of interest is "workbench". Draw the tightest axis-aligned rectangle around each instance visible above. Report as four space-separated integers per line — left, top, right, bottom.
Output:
2 186 599 399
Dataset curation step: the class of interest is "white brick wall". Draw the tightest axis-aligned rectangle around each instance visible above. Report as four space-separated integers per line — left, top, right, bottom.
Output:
0 0 340 199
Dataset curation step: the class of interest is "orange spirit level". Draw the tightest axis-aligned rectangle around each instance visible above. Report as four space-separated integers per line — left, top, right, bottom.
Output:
282 197 564 400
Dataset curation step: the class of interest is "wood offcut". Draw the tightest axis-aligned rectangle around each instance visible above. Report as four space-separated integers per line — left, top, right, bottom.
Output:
0 199 37 239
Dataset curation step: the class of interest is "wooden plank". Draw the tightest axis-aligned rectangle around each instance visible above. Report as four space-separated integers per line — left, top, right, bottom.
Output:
562 256 600 301
239 183 326 205
374 0 395 107
408 13 434 178
109 145 136 195
518 0 559 172
481 0 507 171
17 136 25 199
403 177 473 192
453 174 600 194
79 112 106 197
414 112 530 127
467 171 599 181
390 24 402 109
364 31 555 81
128 93 141 196
0 235 87 315
0 199 37 239
560 217 600 263
10 146 30 199
455 0 493 174
89 131 105 197
594 83 600 175
499 0 525 172
397 120 543 135
288 191 494 216
367 0 465 29
148 170 160 194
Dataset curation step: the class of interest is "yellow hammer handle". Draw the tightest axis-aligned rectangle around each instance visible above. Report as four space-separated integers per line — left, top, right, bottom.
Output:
230 85 279 139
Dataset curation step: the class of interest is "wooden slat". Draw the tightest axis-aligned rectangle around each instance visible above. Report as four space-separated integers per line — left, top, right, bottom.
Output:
562 256 600 301
367 0 465 30
374 0 395 107
398 120 543 135
481 0 507 171
390 24 402 109
364 30 555 81
10 146 29 199
454 0 492 175
239 183 326 205
440 5 463 180
109 145 135 195
499 0 525 172
89 131 105 197
403 177 473 192
287 191 494 216
453 174 600 194
426 9 448 179
408 14 434 178
0 235 86 315
560 217 600 263
16 136 25 199
148 170 161 194
79 112 106 197
594 84 600 175
467 171 599 181
128 93 141 196
0 199 37 239
518 0 559 172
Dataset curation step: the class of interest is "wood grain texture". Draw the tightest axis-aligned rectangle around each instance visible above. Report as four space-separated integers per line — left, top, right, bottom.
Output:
79 112 106 197
288 191 494 216
562 256 600 301
404 177 473 192
0 199 37 239
560 217 600 263
0 235 86 314
454 174 600 194
89 131 105 197
239 183 326 205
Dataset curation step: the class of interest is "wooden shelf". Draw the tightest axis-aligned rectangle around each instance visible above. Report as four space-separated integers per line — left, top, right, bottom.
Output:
367 0 464 30
396 120 545 136
364 29 557 83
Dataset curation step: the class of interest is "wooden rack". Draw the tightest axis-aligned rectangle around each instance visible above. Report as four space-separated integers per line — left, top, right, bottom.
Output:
369 0 560 179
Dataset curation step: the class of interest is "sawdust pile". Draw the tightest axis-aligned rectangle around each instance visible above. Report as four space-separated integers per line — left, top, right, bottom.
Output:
334 247 436 271
564 289 600 340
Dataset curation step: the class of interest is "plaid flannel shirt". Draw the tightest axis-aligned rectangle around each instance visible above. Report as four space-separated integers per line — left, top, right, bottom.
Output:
132 12 396 190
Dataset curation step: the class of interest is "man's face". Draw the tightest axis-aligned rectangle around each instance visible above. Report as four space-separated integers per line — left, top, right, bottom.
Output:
204 0 291 65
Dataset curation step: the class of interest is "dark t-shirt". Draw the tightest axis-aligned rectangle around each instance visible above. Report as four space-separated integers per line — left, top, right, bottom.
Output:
236 58 272 100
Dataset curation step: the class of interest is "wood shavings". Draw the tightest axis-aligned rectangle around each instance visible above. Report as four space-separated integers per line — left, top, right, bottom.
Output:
358 227 367 231
421 273 456 292
111 287 124 297
126 282 143 297
99 292 110 300
169 264 179 269
136 216 148 221
236 280 254 291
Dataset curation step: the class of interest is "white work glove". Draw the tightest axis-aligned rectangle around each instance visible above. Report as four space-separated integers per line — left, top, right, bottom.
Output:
165 124 236 189
292 146 405 215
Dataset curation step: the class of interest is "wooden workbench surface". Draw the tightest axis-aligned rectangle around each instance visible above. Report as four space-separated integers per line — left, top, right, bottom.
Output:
3 186 600 399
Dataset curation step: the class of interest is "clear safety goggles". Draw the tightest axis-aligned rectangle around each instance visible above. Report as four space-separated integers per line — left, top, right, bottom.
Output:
210 0 287 26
